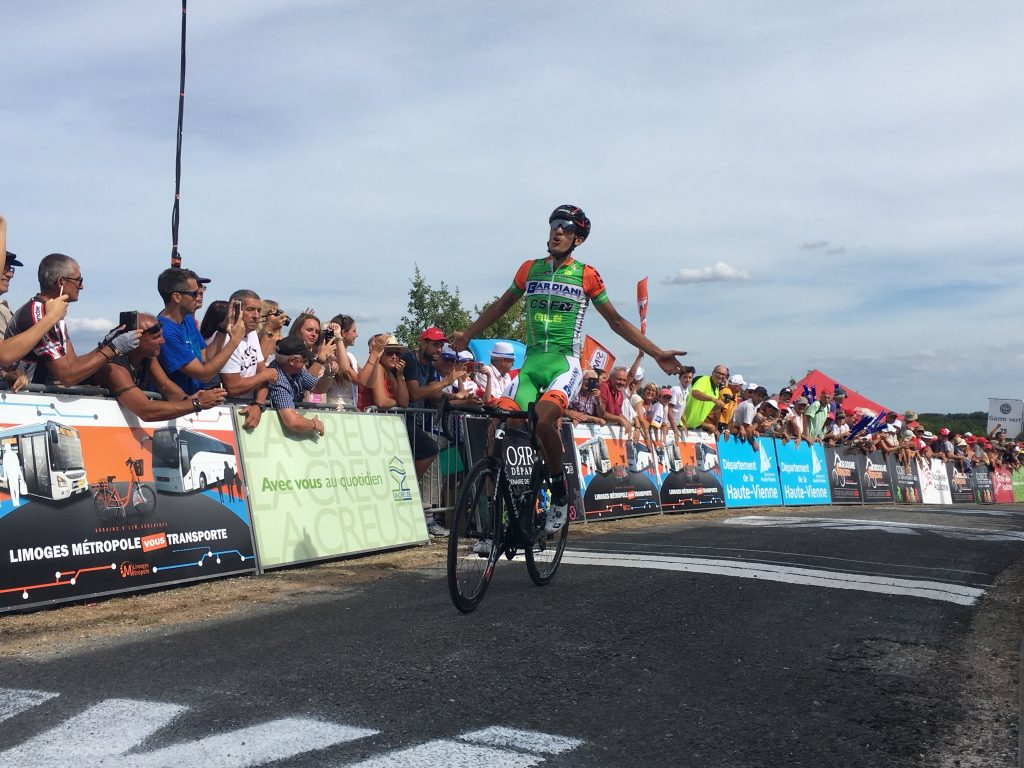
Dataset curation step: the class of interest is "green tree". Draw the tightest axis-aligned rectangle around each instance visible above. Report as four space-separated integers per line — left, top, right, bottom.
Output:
472 295 526 343
395 264 471 348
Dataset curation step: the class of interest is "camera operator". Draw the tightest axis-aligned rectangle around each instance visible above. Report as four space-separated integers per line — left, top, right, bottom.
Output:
93 313 227 421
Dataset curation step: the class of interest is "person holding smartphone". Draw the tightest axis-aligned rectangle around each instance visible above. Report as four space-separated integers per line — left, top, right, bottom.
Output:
473 341 516 402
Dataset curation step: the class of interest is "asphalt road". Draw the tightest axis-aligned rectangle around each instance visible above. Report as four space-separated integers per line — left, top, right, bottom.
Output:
2 502 1023 767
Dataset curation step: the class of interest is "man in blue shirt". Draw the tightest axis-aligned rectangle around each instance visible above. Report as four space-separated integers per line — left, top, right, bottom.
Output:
156 268 244 394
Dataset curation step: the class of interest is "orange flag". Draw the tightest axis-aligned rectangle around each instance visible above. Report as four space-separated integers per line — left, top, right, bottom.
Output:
582 335 616 373
637 277 649 335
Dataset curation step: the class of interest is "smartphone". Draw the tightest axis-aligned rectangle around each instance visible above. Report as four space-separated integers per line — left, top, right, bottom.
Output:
231 300 242 322
119 310 138 331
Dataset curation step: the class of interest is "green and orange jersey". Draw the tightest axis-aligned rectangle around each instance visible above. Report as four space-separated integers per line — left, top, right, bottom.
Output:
509 256 609 358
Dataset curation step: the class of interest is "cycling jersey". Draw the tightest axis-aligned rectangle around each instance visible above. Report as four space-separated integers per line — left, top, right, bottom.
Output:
509 257 609 358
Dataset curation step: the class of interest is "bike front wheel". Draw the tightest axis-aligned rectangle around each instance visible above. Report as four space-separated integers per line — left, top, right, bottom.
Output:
525 462 569 586
447 459 502 613
132 484 157 515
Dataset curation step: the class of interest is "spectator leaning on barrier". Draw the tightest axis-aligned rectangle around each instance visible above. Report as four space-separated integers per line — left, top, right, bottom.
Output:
683 364 728 430
402 326 465 537
668 365 694 437
0 213 18 336
437 344 480 403
756 398 782 437
219 290 284 428
93 313 227 421
262 336 331 436
824 410 851 444
357 334 409 411
7 253 137 385
717 374 744 431
732 385 767 449
783 396 808 442
157 268 244 395
598 366 632 430
475 341 515 402
804 388 831 443
325 314 367 410
567 369 607 426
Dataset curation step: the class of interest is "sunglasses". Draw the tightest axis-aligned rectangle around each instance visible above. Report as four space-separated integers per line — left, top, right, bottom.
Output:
383 349 402 356
550 219 577 232
61 275 84 288
142 324 163 336
175 289 200 299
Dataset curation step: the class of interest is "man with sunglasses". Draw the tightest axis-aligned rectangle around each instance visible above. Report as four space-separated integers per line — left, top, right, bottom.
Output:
451 204 685 535
6 252 138 385
156 267 245 396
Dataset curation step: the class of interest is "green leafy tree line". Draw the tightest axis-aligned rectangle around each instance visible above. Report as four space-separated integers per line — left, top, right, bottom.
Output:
395 264 525 348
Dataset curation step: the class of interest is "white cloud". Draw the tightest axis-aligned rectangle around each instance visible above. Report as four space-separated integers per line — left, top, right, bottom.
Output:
663 262 751 285
66 317 116 334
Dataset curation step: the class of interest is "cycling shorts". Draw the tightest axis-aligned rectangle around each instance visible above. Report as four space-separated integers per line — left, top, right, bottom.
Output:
507 352 582 414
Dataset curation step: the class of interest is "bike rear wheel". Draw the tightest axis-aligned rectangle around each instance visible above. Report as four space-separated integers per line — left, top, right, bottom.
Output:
447 459 501 613
524 462 569 586
132 484 157 515
93 488 123 523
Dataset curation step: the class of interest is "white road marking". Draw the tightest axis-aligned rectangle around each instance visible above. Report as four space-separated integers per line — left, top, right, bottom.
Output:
133 718 377 768
0 696 377 768
341 740 544 768
459 726 584 754
0 688 57 724
561 550 985 605
724 515 1024 542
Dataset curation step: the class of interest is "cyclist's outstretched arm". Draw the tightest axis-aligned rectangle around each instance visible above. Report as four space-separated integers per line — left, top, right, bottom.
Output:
594 299 686 375
451 289 519 351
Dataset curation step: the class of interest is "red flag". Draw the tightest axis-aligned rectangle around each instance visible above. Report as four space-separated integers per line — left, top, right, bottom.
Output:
581 335 616 373
637 277 649 335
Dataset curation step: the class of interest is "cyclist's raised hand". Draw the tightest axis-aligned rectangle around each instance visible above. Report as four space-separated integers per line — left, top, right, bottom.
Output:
654 349 687 376
448 331 467 352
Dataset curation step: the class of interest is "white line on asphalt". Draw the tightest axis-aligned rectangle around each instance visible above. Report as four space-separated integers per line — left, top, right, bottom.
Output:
561 551 985 605
0 689 57 724
0 697 378 768
459 726 584 754
723 516 1024 542
132 718 378 768
341 740 545 768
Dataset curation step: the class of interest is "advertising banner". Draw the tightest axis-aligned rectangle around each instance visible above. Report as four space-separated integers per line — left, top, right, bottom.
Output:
717 436 782 509
987 398 1023 439
0 393 255 613
572 424 661 520
918 459 953 505
886 456 923 504
824 446 865 504
237 410 428 569
775 440 831 506
970 464 995 504
464 417 583 522
1013 468 1024 503
658 431 725 512
861 451 894 503
992 466 1015 504
946 463 975 504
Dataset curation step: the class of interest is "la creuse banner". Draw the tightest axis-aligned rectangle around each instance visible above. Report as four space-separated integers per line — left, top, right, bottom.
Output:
0 392 255 613
236 410 428 569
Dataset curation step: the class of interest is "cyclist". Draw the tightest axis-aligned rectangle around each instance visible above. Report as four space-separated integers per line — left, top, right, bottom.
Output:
451 204 686 535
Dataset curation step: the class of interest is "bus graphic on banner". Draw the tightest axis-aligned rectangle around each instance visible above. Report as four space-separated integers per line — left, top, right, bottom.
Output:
0 421 90 501
152 427 236 493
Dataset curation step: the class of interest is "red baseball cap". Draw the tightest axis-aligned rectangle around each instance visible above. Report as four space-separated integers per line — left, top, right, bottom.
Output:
419 327 447 342
939 428 950 436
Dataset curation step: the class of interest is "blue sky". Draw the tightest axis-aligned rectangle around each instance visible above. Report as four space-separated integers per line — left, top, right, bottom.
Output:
2 1 1021 412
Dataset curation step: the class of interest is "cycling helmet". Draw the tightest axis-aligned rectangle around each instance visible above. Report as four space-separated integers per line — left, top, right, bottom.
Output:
548 204 591 242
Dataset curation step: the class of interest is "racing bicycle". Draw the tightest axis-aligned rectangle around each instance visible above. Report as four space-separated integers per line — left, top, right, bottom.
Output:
441 398 570 613
93 457 157 522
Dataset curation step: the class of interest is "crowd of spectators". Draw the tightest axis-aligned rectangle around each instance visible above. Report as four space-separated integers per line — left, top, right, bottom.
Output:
2 214 1021 524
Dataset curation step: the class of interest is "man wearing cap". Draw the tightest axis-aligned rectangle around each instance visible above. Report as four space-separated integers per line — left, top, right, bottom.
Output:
784 396 809 442
260 336 332 436
474 341 516 402
401 327 468 536
0 213 21 337
829 387 847 415
824 410 851 444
